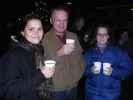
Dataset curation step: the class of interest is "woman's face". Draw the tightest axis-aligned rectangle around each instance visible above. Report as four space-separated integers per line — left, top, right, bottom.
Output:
96 27 109 45
22 19 44 44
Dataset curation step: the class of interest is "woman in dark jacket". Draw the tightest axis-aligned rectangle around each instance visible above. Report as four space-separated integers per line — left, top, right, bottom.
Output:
0 13 55 100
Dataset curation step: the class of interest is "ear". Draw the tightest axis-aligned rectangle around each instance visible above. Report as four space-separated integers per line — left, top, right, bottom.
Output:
50 18 52 24
21 31 24 36
107 35 110 40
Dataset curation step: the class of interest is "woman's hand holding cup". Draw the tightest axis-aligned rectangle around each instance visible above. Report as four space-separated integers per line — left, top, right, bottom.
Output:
41 60 56 78
103 63 113 76
91 62 101 74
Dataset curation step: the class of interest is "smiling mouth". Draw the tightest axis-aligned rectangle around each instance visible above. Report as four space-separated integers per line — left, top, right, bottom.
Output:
31 36 40 39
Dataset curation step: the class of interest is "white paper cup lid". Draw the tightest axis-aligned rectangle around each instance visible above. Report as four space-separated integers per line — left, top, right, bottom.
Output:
44 60 56 68
66 39 75 44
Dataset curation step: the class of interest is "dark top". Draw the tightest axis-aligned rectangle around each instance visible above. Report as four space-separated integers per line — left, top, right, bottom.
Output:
0 37 49 100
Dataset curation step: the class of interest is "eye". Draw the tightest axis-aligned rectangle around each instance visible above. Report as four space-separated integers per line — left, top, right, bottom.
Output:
25 27 33 31
28 28 33 31
38 27 43 31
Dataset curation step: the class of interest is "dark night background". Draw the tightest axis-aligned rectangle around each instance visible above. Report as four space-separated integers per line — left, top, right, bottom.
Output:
0 0 132 100
0 0 129 54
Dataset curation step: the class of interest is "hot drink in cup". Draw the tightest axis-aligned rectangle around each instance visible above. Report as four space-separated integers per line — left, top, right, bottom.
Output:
103 62 111 75
66 39 75 45
93 61 102 73
66 39 75 49
44 60 56 68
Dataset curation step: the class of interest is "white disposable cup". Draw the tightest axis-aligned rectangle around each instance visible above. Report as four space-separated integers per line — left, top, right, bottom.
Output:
66 39 75 44
103 63 111 72
94 62 102 71
44 60 56 68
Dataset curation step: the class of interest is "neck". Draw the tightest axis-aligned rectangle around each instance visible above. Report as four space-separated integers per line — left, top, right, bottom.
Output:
55 32 64 37
97 43 107 49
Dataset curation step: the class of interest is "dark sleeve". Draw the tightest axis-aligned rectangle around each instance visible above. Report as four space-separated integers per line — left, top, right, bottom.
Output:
111 50 133 80
2 52 46 99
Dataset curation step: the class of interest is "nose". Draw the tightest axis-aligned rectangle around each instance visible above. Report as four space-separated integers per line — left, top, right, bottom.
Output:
33 29 40 33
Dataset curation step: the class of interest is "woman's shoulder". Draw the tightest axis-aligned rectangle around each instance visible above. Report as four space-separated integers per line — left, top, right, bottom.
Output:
108 45 123 52
108 45 128 56
1 45 30 61
84 47 95 56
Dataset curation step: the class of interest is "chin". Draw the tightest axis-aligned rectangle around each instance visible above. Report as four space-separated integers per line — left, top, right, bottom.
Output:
31 41 40 44
57 30 64 33
56 29 65 33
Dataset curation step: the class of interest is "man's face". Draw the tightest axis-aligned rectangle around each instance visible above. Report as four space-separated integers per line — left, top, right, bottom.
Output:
51 10 68 34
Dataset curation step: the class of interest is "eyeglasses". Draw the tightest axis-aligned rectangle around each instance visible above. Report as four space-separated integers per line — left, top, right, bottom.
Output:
97 33 108 37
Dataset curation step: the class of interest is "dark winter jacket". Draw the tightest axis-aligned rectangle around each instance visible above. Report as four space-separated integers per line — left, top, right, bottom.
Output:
0 37 52 100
